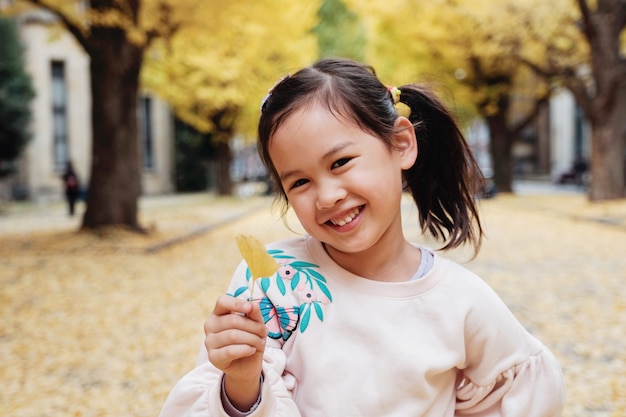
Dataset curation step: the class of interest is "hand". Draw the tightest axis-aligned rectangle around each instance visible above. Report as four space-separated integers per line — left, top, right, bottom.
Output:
204 295 268 409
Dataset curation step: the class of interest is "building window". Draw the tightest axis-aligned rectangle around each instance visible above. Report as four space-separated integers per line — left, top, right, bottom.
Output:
51 60 68 170
139 95 154 169
574 104 586 159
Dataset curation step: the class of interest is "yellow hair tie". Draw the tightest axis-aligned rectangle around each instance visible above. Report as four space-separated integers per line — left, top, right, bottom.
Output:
395 102 411 118
388 86 401 104
388 86 411 118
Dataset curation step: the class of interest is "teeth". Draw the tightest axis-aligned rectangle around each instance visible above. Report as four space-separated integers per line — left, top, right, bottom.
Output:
330 207 360 226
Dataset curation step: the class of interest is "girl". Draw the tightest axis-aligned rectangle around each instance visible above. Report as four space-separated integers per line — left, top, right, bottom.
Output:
159 58 565 417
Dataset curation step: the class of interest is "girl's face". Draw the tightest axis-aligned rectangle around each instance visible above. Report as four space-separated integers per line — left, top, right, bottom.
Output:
269 103 417 261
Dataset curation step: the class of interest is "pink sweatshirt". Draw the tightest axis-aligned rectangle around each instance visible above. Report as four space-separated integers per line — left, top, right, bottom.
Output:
159 236 565 417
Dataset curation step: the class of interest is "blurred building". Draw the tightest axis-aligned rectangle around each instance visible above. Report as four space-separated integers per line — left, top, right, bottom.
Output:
467 87 592 186
548 88 591 183
515 87 591 183
0 3 174 202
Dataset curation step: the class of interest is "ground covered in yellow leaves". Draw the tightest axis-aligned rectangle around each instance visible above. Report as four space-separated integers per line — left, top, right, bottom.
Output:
1 191 625 417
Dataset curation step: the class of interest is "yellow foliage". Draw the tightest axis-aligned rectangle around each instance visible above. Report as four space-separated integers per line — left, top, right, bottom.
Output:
9 0 319 139
9 0 189 45
348 0 583 120
141 0 320 138
86 8 132 28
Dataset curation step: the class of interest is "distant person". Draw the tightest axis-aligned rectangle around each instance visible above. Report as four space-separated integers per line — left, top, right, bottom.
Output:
158 58 565 417
61 161 80 216
573 157 588 186
557 157 589 186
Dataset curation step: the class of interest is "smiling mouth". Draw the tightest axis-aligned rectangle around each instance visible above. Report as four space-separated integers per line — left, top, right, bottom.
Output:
328 206 363 226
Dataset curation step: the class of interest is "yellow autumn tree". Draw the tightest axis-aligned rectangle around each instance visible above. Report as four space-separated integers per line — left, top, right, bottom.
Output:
141 0 319 194
143 0 318 136
348 0 570 193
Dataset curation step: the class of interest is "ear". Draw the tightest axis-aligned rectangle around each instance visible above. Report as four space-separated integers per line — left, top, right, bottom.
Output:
392 116 418 170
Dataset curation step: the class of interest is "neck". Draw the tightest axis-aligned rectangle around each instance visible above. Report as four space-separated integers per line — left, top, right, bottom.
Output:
323 236 421 283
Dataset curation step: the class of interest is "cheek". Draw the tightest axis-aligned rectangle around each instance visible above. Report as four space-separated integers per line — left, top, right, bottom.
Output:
360 163 404 200
288 196 310 217
358 160 402 189
288 197 317 228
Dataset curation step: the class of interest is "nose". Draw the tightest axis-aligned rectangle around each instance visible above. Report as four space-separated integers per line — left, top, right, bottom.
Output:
315 178 347 210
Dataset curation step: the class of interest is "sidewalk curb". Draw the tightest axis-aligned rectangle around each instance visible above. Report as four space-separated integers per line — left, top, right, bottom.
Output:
144 202 268 254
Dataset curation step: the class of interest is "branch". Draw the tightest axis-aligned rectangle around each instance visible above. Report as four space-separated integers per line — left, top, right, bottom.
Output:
615 0 626 35
576 0 595 41
24 0 91 53
595 60 626 114
567 75 596 120
144 1 182 48
521 53 598 119
519 57 557 80
511 95 549 136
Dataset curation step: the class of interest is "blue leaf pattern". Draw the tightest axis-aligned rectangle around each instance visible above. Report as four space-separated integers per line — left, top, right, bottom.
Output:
231 248 333 340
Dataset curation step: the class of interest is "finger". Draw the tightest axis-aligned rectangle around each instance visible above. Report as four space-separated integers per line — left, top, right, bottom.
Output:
205 308 266 337
208 343 257 369
210 328 265 351
206 329 266 370
212 294 253 316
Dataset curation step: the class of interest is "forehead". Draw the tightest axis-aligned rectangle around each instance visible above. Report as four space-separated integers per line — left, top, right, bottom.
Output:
269 104 357 152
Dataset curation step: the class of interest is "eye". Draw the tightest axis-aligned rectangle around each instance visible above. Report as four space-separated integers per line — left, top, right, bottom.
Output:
289 178 309 190
331 157 352 169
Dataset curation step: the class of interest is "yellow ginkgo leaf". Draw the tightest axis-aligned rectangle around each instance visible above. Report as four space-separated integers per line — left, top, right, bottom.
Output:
235 234 280 298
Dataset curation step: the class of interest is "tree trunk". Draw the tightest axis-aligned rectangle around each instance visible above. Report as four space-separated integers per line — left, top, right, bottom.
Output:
215 141 233 196
486 112 514 193
573 0 626 201
82 32 144 230
211 109 237 196
588 87 626 201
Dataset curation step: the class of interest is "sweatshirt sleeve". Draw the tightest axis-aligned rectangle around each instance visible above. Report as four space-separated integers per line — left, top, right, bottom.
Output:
454 274 566 416
158 344 301 417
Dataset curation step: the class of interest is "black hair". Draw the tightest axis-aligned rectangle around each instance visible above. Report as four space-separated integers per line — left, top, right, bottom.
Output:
258 58 483 253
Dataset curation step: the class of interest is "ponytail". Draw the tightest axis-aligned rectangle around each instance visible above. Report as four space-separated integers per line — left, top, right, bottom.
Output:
398 85 484 254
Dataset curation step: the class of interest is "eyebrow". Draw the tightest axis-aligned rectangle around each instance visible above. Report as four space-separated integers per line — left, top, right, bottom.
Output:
278 141 354 182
